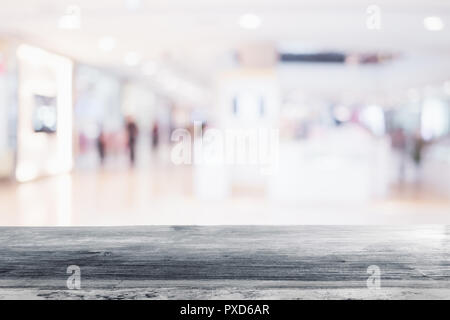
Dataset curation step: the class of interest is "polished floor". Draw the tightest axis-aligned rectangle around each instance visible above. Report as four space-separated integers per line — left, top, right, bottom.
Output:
0 226 448 299
0 165 450 226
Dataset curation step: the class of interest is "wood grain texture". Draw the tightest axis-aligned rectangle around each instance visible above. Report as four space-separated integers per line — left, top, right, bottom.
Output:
0 226 448 299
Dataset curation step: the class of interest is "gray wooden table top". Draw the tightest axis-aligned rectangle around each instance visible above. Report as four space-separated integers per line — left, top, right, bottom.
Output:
0 226 448 299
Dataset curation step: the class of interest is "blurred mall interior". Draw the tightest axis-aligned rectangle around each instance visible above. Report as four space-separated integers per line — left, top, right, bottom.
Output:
0 0 450 225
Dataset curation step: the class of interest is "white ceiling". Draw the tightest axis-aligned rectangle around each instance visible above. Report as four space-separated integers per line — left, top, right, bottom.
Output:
0 0 450 91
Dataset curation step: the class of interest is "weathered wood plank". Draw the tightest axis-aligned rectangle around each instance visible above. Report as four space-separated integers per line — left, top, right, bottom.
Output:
0 226 448 299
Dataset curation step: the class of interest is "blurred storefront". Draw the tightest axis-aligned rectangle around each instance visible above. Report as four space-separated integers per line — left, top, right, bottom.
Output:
0 1 449 225
15 44 73 182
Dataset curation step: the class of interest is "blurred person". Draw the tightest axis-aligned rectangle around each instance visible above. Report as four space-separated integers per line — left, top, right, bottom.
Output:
201 121 208 134
410 130 428 188
126 116 139 166
411 131 426 168
97 128 106 166
151 121 159 150
78 132 89 154
391 127 407 185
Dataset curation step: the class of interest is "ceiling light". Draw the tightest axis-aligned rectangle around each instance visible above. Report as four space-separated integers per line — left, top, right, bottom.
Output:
98 36 116 52
239 13 262 30
125 0 142 11
124 51 141 66
424 16 444 31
